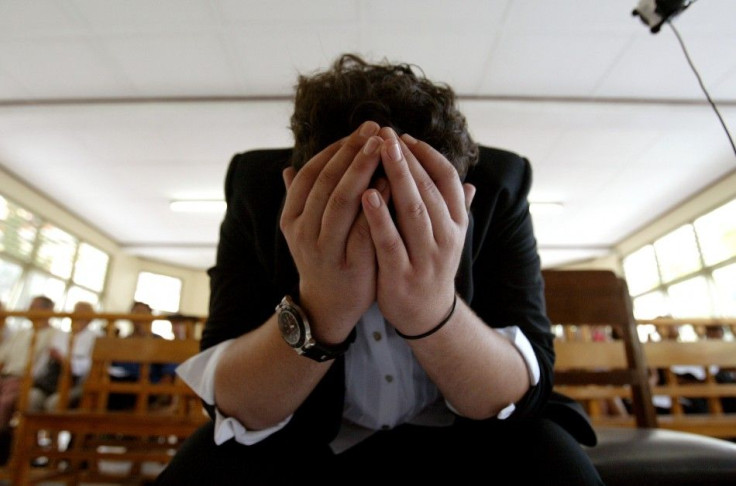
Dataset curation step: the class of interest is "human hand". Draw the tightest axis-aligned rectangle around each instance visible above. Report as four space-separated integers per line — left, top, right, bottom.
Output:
361 130 475 337
280 121 389 343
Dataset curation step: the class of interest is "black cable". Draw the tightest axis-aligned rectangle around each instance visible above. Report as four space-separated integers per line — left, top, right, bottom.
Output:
667 20 736 159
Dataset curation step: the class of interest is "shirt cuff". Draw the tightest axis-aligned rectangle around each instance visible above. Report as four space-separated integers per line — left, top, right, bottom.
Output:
495 325 541 386
176 339 291 445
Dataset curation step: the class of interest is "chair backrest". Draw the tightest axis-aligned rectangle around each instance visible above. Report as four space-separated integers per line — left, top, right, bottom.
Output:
79 336 202 419
542 269 658 428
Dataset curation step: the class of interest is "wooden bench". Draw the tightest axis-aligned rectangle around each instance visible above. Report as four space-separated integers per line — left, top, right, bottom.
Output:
641 319 736 439
12 336 208 485
543 269 736 486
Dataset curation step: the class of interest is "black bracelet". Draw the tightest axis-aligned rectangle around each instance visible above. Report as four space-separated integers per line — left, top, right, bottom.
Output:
395 295 458 340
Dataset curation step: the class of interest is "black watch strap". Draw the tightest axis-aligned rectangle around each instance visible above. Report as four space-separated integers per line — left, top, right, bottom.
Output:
300 329 356 362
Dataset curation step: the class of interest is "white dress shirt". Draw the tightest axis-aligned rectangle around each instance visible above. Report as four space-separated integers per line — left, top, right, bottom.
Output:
176 302 540 453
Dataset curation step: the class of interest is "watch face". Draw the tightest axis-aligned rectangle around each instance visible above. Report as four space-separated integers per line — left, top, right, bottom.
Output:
278 307 304 347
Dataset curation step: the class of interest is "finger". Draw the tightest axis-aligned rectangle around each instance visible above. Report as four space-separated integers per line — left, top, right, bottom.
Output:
379 132 433 255
320 134 383 253
463 183 476 212
395 135 456 244
361 187 409 271
282 167 296 190
280 140 342 223
301 121 380 240
400 134 467 225
344 172 391 267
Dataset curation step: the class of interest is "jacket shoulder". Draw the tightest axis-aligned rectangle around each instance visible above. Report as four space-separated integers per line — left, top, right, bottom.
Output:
466 145 531 188
225 148 292 198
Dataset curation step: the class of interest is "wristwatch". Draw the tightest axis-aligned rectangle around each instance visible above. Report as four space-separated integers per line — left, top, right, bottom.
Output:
275 295 356 362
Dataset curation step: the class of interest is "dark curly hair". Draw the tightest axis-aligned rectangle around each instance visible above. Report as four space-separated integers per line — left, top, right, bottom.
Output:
290 54 478 178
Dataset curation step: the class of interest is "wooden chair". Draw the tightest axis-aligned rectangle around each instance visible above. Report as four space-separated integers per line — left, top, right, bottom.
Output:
543 269 736 486
12 336 208 485
546 269 656 429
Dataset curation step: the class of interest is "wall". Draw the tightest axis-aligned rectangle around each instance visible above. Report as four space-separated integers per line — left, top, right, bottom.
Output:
615 169 736 256
564 168 736 274
0 166 210 315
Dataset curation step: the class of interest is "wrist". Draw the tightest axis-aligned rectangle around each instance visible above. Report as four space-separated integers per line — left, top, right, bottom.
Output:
289 291 357 345
276 295 356 362
394 294 458 340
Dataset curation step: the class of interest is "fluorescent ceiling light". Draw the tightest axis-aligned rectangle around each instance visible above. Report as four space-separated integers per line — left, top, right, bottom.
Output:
529 202 564 215
169 200 226 213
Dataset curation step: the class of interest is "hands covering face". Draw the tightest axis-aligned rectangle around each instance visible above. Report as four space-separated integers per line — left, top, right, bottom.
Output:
280 121 475 342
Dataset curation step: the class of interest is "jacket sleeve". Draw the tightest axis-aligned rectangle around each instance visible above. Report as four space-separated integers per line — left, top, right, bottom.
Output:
199 150 346 442
465 146 555 418
201 150 290 352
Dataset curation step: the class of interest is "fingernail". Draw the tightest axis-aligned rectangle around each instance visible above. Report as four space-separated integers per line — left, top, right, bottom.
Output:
387 140 402 162
367 190 381 208
360 121 378 137
401 133 418 145
363 136 380 155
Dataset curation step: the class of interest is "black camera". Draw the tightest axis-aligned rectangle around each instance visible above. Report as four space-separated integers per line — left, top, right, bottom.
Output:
632 0 695 33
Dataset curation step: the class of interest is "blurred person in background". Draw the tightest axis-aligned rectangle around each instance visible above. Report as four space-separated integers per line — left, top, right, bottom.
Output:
28 301 102 411
0 295 59 463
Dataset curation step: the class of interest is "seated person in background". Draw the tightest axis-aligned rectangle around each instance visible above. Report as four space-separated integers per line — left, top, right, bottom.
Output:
650 324 734 415
705 325 736 413
126 301 158 338
108 301 176 411
0 296 60 463
29 301 102 411
168 313 197 340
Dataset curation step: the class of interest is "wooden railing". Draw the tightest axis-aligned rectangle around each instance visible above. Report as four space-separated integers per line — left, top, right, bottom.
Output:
637 317 736 439
0 309 207 338
552 310 736 439
0 310 207 485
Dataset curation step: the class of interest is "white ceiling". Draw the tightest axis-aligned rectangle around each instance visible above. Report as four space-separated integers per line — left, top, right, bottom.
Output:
0 0 735 271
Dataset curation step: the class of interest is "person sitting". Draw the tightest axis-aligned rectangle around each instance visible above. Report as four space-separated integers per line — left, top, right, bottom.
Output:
0 296 60 463
156 53 603 485
108 301 176 411
29 301 102 412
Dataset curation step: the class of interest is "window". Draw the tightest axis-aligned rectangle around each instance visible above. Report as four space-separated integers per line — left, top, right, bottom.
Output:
667 276 712 318
73 243 109 292
712 263 736 316
0 193 110 323
0 195 39 261
0 257 23 305
35 224 78 279
623 197 736 320
694 199 736 266
18 270 66 311
653 225 701 282
622 245 660 295
630 290 669 320
134 272 182 339
134 272 181 313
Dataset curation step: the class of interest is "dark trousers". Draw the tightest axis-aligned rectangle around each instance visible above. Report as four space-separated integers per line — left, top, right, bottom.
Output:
155 417 605 485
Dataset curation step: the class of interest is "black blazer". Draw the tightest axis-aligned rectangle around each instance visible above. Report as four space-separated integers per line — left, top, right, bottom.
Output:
202 145 558 446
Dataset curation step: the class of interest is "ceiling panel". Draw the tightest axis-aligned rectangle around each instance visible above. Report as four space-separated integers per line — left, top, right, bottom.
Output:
0 0 734 272
0 38 132 98
100 33 241 96
0 0 85 37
